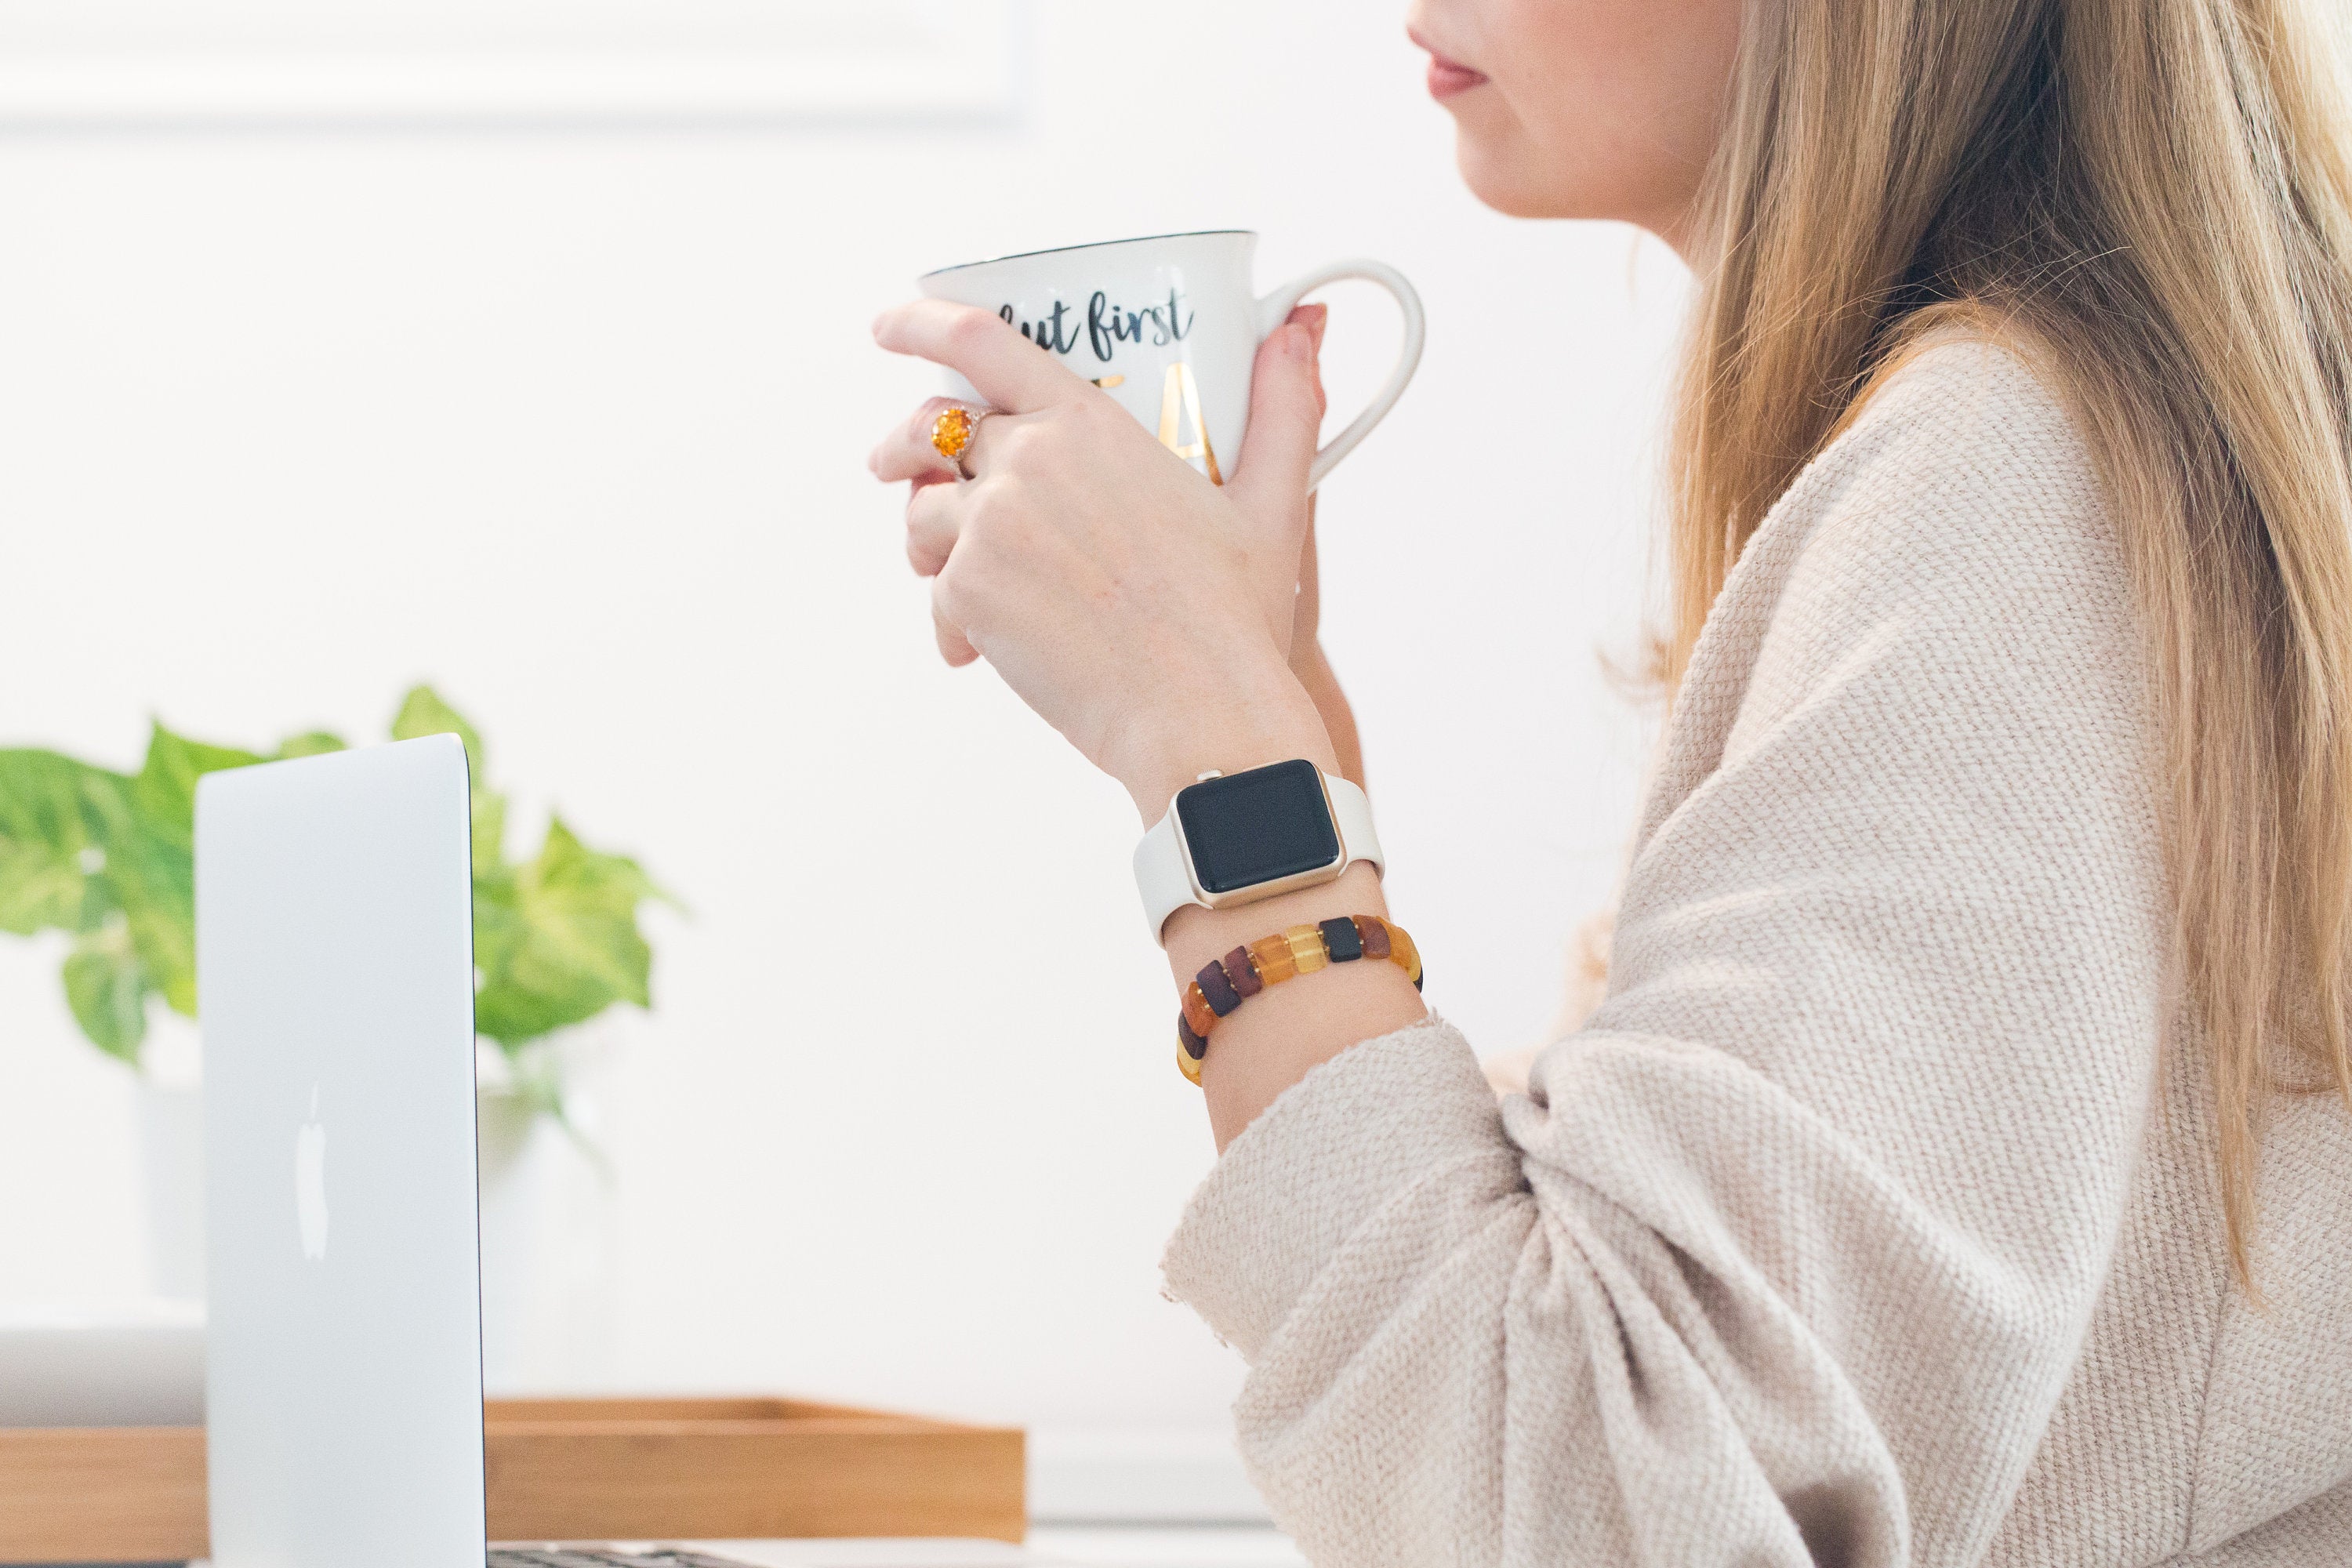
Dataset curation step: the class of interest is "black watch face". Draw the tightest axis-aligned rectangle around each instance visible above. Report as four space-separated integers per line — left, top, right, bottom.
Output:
1175 759 1342 895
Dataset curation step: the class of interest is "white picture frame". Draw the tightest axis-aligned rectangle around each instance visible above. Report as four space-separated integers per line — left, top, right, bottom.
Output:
0 0 1022 125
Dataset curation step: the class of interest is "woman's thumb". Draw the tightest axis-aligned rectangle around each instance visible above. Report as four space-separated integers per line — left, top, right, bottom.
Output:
1227 321 1326 515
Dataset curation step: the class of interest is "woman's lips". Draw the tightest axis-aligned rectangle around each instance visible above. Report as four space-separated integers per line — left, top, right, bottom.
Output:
1425 56 1488 97
1409 31 1488 99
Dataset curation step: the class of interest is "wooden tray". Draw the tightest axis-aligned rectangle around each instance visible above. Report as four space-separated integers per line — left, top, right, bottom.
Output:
0 1396 1026 1563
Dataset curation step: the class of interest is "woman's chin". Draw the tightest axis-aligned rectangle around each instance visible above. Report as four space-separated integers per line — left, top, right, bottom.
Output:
1453 135 1664 227
1454 140 1584 220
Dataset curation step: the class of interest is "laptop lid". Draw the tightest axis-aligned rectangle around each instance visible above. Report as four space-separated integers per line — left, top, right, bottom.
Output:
197 735 485 1568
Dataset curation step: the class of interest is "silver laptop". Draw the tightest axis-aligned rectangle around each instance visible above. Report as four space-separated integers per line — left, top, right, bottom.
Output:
195 737 750 1568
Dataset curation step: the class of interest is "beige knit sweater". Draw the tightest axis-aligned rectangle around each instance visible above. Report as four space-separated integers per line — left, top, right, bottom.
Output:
1162 340 2352 1566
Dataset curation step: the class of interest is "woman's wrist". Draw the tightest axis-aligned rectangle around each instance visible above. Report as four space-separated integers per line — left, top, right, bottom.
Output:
1115 667 1338 825
1119 654 1407 1148
1160 862 1425 1148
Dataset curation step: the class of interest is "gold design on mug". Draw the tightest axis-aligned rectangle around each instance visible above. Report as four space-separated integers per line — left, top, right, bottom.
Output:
1156 361 1222 485
1092 375 1125 389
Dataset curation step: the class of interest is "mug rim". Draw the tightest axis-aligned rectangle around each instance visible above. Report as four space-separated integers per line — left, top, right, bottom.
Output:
920 229 1256 281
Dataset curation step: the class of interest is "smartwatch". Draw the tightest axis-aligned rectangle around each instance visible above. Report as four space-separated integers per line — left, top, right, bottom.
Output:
1132 759 1384 942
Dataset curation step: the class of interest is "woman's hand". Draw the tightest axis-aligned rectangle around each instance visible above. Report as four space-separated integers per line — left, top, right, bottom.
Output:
868 299 1340 820
872 298 1421 1145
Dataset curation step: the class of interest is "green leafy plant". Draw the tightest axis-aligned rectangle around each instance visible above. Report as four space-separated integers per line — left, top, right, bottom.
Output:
0 686 670 1100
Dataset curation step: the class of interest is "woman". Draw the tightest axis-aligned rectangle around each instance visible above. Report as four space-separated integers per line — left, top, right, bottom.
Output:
870 0 2352 1561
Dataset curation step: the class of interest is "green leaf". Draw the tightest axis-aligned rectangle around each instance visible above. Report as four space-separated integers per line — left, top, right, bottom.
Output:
64 918 151 1062
0 750 99 935
0 752 162 1054
274 731 349 760
0 840 85 935
111 723 263 1016
469 789 509 878
391 687 485 780
471 815 662 1047
0 750 133 937
390 687 506 870
130 722 263 855
111 847 198 1017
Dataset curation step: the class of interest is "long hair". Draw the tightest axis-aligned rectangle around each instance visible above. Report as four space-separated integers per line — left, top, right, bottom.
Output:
1666 0 2352 1285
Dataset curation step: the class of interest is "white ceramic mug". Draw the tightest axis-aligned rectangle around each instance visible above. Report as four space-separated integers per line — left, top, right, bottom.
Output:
919 230 1425 490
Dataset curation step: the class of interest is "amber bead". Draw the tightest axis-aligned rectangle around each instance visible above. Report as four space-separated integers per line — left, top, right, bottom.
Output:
1249 933 1298 985
1180 982 1220 1039
1385 921 1423 988
1176 1037 1204 1085
1354 915 1392 960
1223 945 1264 997
1285 924 1329 975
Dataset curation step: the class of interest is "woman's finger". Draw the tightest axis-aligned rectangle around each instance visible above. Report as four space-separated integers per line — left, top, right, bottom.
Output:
1224 321 1324 514
931 581 980 666
873 299 1091 416
869 396 975 485
1298 301 1327 354
1297 302 1329 404
905 474 965 577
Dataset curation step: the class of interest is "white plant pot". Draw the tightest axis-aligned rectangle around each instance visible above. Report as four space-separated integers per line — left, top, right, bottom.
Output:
136 1080 206 1301
475 1079 619 1395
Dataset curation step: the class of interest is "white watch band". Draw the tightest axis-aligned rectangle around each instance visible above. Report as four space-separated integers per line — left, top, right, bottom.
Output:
1132 770 1384 942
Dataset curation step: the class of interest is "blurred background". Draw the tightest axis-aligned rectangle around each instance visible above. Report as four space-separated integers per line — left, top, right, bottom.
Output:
0 0 1688 1525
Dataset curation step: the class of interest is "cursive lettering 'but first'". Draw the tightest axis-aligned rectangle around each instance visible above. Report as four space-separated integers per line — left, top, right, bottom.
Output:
999 289 1196 363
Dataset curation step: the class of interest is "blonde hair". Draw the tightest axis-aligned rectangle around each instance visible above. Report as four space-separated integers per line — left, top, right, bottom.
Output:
1667 0 2352 1284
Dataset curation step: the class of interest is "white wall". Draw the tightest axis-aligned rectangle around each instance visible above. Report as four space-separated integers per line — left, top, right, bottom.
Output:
0 0 1690 1513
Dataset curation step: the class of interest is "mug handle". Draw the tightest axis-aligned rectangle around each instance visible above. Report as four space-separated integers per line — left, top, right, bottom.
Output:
1254 260 1427 490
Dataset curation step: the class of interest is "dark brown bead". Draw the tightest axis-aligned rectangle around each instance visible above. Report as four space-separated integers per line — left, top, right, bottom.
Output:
1355 915 1391 960
1196 960 1243 1016
1178 1015 1209 1061
1223 946 1264 996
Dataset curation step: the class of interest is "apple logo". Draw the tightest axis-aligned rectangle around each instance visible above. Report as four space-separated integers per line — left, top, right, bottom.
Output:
295 1087 328 1261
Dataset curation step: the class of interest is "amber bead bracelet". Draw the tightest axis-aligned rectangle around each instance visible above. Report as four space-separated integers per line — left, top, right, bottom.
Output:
1174 915 1422 1086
